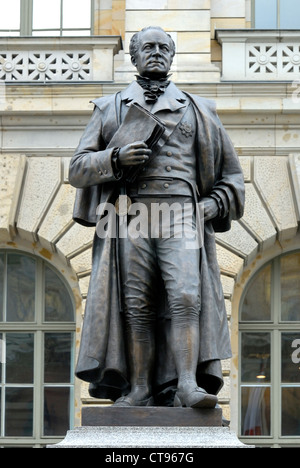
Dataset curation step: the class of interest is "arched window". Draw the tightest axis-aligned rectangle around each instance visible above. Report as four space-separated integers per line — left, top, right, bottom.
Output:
239 251 300 448
0 251 75 448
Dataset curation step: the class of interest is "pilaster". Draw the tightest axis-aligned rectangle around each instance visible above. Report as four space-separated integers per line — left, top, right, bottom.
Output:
115 0 220 83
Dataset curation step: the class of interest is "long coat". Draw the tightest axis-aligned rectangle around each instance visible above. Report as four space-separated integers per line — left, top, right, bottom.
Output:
69 82 245 402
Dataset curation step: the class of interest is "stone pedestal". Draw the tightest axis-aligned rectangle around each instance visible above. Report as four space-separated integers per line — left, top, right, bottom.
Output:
49 407 251 449
82 406 222 427
50 425 249 449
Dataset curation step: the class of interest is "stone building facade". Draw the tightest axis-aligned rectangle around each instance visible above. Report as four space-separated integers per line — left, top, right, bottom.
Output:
0 0 299 448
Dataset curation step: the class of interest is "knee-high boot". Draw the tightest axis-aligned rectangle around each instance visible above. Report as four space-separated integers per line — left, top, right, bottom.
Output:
114 325 155 407
171 319 218 408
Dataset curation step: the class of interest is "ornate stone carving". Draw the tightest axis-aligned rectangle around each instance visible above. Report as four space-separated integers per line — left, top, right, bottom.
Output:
0 51 92 82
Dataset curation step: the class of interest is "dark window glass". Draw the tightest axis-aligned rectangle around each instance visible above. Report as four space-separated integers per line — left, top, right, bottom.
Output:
45 267 74 322
6 333 34 384
241 333 271 383
281 253 300 322
0 254 4 322
0 251 75 445
5 388 33 437
282 333 300 384
282 388 300 436
44 333 72 383
241 264 271 322
7 255 35 322
241 386 271 436
240 252 300 445
44 387 70 436
0 333 2 383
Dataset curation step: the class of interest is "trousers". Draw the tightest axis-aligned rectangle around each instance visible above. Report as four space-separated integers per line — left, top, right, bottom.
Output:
119 196 201 331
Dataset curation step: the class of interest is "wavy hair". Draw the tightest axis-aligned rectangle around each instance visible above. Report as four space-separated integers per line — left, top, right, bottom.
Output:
129 26 176 60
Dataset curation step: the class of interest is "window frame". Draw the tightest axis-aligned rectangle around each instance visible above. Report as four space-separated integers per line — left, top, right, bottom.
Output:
0 251 76 448
0 0 95 37
239 252 300 448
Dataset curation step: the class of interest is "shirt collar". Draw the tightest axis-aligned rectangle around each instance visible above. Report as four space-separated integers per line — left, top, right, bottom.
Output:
120 80 187 113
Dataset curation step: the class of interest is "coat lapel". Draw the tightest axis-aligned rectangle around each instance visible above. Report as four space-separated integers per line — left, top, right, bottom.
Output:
151 82 187 113
120 81 187 112
120 81 189 152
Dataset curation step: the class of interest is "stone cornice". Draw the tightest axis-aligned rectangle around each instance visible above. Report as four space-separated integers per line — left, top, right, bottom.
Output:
216 29 300 43
0 82 298 115
0 36 122 52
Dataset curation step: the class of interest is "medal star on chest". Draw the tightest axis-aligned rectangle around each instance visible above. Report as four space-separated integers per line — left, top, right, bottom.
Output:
179 121 193 138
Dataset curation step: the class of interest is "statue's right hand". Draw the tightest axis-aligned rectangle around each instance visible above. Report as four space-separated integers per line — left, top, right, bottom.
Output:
118 141 152 167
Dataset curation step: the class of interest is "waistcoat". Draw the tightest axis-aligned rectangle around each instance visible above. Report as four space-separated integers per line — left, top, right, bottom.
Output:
131 103 197 197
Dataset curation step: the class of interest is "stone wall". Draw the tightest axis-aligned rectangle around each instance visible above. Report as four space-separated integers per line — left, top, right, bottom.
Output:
211 0 247 66
114 0 221 82
94 0 126 37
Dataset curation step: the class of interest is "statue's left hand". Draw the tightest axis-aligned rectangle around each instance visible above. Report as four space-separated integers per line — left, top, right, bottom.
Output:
202 197 219 222
118 141 152 167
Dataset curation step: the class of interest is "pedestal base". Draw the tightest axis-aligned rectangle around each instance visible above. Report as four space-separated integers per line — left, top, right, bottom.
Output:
82 406 222 427
49 425 249 449
49 407 252 449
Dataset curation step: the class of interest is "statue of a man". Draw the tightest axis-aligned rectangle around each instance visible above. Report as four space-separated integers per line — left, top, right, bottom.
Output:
69 26 245 408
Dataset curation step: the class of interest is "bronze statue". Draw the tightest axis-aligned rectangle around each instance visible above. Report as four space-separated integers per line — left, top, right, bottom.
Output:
69 26 245 408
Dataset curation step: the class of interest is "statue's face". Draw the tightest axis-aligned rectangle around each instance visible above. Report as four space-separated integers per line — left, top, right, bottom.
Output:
131 29 174 79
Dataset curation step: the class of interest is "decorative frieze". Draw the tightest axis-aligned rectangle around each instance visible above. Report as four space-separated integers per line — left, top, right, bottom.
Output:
0 37 122 83
247 43 300 77
0 51 92 82
217 30 300 81
0 51 93 82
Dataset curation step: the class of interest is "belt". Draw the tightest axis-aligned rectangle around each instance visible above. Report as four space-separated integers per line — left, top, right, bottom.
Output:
128 178 194 197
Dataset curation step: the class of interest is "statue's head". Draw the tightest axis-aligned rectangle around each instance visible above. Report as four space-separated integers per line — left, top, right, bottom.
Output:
129 26 176 79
